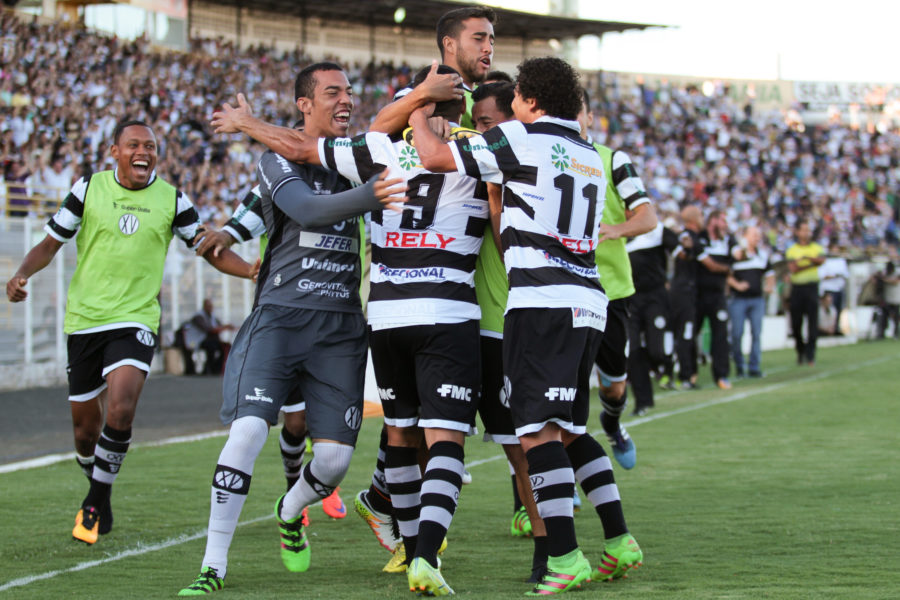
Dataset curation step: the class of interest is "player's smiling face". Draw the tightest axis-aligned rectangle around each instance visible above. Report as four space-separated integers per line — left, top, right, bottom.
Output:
111 125 157 189
472 96 509 133
303 69 354 138
451 17 494 85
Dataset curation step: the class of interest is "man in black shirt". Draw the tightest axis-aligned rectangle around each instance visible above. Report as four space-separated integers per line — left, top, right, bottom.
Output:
696 210 742 389
625 223 682 415
669 206 703 389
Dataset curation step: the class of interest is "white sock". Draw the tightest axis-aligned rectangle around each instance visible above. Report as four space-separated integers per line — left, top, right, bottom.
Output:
201 416 269 577
280 442 353 520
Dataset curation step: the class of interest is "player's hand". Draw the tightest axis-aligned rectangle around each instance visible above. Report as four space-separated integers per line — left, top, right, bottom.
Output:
249 258 261 283
195 229 236 258
374 169 408 212
679 232 693 248
419 60 464 103
596 223 624 244
426 116 452 141
6 276 28 302
212 93 253 134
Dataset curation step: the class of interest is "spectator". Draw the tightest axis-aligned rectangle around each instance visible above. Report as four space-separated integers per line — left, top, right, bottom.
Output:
818 242 849 335
873 262 900 338
175 298 235 375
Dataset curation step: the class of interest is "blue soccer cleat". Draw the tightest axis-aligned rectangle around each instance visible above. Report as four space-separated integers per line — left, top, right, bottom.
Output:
606 425 636 470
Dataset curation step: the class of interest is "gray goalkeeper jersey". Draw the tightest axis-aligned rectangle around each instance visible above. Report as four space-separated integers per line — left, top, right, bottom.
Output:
254 150 362 313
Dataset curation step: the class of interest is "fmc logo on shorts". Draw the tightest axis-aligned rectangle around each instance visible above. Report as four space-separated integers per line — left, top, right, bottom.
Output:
119 213 140 235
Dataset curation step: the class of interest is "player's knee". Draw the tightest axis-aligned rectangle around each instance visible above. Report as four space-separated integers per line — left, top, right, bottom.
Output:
601 380 627 401
310 442 354 486
227 416 269 457
282 411 308 440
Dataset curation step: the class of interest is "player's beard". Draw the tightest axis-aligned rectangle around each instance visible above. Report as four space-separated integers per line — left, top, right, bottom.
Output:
457 52 487 85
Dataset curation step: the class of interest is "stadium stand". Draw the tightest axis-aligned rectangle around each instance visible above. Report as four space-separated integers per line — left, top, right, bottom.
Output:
1 9 897 258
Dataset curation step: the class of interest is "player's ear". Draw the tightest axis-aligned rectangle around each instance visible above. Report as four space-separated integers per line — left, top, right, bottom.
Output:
110 143 119 160
442 35 456 57
296 97 312 114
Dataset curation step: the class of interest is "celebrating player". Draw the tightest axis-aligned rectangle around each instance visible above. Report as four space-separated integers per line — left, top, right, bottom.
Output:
5 120 257 546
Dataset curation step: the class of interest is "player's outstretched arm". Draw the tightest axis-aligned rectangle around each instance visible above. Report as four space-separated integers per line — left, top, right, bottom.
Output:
194 229 238 258
6 235 63 302
409 106 457 173
273 169 407 228
211 93 319 164
370 61 463 134
200 245 259 281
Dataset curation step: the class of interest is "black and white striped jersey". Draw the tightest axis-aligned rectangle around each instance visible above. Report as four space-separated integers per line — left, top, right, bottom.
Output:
449 117 608 324
223 185 266 242
318 132 488 329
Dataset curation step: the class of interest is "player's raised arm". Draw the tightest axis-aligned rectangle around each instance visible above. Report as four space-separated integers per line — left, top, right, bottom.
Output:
369 61 464 134
409 105 458 173
211 93 319 164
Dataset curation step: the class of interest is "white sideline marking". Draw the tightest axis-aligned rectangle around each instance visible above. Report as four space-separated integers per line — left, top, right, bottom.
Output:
0 430 229 474
1 352 895 591
0 515 269 592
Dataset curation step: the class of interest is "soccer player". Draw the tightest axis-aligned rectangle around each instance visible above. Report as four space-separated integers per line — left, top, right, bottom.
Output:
5 120 257 545
372 5 495 131
577 89 657 469
786 220 825 365
213 64 486 596
696 209 743 389
470 80 551 581
178 62 406 596
411 56 644 595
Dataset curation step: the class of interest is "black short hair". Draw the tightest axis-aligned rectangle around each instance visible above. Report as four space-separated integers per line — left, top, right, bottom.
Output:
514 57 582 121
485 70 512 83
581 87 590 108
113 120 152 144
472 82 514 119
411 64 466 122
436 6 496 58
294 62 344 102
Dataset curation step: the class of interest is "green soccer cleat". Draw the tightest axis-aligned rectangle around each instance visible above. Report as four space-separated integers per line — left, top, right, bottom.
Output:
510 506 532 537
526 549 591 596
178 567 224 596
275 494 311 572
407 556 454 596
595 533 643 581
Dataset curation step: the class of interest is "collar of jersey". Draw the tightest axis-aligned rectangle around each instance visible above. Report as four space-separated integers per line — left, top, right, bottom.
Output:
534 115 581 132
113 166 157 190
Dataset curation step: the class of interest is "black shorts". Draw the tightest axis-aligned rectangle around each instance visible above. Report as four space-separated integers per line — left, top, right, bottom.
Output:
221 305 367 445
503 308 601 437
595 298 630 384
478 335 516 444
369 320 481 433
66 327 156 401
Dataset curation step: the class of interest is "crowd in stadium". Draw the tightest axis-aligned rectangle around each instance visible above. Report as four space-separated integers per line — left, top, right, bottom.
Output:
1 10 898 261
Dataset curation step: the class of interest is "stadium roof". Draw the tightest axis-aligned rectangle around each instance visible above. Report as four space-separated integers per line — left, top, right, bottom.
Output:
205 0 658 40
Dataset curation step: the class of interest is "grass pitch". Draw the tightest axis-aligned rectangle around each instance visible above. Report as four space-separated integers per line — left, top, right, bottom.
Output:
1 341 898 599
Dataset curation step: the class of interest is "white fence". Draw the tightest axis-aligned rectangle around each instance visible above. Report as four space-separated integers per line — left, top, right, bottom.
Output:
0 216 259 389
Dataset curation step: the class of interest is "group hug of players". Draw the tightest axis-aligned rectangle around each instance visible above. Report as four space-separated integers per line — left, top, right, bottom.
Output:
5 5 754 598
